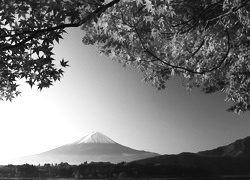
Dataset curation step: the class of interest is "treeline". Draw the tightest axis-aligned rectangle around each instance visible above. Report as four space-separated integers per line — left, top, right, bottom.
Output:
0 162 212 179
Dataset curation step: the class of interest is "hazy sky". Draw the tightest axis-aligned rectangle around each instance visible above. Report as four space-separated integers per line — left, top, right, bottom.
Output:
0 27 249 163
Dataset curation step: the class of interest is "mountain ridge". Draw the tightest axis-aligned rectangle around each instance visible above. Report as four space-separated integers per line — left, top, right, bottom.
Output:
198 136 250 158
130 136 250 175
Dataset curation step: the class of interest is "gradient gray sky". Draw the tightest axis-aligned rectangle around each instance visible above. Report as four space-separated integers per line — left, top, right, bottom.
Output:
0 27 249 162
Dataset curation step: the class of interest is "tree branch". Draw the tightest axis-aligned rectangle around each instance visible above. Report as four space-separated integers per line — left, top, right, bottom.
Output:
176 0 248 34
188 39 205 60
90 0 121 18
172 0 223 28
0 23 80 51
134 27 230 75
201 29 230 74
0 0 122 52
203 0 249 25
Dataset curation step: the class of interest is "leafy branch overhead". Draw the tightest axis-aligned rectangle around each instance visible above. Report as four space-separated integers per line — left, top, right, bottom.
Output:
82 0 250 113
0 0 120 100
0 0 250 113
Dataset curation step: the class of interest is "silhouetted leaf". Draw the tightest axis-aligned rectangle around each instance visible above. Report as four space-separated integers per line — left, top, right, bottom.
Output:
60 59 69 67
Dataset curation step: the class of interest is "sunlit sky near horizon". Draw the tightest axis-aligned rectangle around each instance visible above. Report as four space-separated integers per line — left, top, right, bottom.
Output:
0 27 249 163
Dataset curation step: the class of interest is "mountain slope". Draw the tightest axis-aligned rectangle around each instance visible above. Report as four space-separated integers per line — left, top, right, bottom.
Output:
131 136 250 175
10 132 159 164
131 152 250 175
198 136 250 158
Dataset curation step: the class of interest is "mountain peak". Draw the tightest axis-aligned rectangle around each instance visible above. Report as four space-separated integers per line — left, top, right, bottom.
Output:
73 131 116 144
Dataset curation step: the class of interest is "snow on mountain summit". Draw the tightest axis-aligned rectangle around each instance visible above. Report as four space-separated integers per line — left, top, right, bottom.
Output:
73 131 116 144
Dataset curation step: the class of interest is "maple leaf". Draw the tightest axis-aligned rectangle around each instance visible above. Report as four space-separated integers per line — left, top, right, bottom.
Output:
58 69 64 76
143 16 154 24
6 93 15 102
60 59 69 67
26 79 34 88
136 0 143 7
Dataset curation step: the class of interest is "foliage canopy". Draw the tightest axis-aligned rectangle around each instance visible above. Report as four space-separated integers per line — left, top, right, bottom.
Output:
1 0 250 113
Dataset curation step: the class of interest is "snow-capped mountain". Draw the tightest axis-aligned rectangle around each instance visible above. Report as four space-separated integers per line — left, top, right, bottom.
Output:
72 131 116 144
10 132 159 165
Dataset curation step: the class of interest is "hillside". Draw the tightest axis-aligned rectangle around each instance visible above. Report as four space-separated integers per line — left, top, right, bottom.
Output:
131 136 250 175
